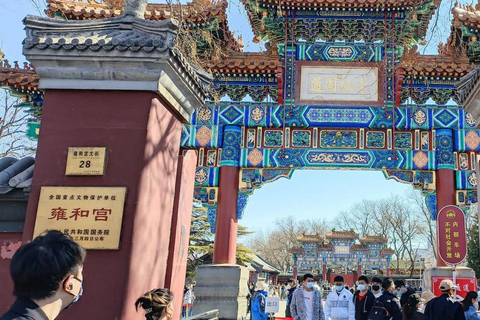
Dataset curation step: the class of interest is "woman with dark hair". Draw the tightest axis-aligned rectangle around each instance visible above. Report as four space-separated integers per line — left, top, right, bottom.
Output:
402 293 425 320
135 288 174 320
462 291 480 320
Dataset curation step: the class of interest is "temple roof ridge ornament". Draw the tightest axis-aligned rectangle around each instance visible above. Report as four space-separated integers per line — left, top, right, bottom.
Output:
297 233 324 242
45 0 243 54
360 235 388 243
326 228 359 240
124 0 147 18
23 0 213 122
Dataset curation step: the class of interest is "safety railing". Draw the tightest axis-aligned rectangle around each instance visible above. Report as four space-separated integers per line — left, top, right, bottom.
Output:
185 309 220 320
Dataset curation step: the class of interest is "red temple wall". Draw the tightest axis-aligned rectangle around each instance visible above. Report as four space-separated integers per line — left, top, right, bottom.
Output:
2 89 185 320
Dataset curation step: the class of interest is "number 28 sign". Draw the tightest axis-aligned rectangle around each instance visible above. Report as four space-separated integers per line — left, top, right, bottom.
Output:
65 147 107 176
437 205 467 266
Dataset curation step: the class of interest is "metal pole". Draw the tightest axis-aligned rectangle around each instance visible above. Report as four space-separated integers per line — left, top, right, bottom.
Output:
453 265 457 300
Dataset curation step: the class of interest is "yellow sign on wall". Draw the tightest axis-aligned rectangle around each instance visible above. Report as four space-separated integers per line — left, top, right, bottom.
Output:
65 147 107 176
33 186 127 250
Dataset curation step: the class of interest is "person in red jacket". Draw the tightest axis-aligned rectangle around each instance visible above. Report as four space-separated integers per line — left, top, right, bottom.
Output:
353 276 375 320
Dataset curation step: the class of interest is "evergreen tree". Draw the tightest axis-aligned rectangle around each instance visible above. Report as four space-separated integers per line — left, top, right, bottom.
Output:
186 207 255 279
467 213 480 276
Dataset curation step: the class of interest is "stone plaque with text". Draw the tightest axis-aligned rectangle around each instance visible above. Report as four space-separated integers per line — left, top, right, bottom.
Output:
296 62 383 106
33 186 127 249
66 147 107 176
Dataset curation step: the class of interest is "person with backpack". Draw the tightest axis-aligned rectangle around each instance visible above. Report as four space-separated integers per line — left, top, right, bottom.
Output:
325 276 354 320
401 293 425 320
368 278 402 320
251 281 269 320
353 276 375 320
424 279 466 320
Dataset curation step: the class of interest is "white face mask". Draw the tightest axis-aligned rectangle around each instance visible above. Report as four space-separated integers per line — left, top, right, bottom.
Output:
286 285 291 290
474 301 479 310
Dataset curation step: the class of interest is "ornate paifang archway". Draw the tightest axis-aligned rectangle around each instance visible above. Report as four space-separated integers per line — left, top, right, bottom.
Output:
2 0 480 267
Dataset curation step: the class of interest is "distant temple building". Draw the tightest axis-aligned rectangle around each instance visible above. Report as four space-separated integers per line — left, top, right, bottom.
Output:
291 229 394 283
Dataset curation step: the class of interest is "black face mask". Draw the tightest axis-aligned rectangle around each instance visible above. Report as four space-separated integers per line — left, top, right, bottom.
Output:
372 285 380 291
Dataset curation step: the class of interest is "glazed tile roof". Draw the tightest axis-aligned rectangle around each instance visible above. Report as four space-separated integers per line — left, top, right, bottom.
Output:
0 61 39 93
452 3 480 28
326 229 359 240
381 248 395 255
207 52 279 74
254 0 431 9
46 0 227 22
23 15 211 97
290 246 303 253
297 234 323 242
400 45 475 79
0 157 35 195
456 65 480 106
360 235 388 243
45 0 243 53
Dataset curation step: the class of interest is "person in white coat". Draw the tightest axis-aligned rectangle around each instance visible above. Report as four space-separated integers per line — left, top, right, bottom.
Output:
325 276 355 320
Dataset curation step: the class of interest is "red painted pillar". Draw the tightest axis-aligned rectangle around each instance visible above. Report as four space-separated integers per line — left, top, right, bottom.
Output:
387 268 391 277
436 169 456 267
323 265 327 281
357 265 362 276
212 166 239 264
293 267 298 281
165 150 197 320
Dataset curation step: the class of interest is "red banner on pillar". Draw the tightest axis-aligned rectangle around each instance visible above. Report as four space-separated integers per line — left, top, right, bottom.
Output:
437 205 467 265
432 277 477 299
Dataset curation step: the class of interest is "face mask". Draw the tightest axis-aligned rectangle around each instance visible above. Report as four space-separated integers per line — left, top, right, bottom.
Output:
286 285 291 290
397 290 403 296
393 290 398 295
372 285 380 292
474 302 479 310
65 282 83 310
306 282 314 289
336 286 343 292
357 285 366 291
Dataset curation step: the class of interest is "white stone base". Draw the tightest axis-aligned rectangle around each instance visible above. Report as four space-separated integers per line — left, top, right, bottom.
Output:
194 264 249 320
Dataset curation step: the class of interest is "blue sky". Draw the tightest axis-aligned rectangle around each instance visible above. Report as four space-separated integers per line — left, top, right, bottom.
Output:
0 0 467 234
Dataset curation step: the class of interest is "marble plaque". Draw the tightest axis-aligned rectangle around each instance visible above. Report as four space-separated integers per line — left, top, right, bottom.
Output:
299 66 379 103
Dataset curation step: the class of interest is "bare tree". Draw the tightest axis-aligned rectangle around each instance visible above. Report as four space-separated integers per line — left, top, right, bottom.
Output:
407 188 437 261
248 215 329 272
0 89 36 158
334 194 428 276
333 199 377 237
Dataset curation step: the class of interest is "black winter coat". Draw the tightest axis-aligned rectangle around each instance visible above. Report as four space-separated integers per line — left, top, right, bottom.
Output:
375 291 402 320
353 290 375 320
424 294 466 320
400 287 416 307
404 310 426 320
0 299 48 320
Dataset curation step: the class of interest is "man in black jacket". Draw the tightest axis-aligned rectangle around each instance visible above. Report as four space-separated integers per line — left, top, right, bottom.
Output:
0 231 86 320
353 275 375 320
373 278 402 320
285 279 297 318
424 279 466 320
394 280 415 307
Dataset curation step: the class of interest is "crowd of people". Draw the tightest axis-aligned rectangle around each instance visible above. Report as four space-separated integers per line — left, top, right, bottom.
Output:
1 230 479 320
248 274 480 320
